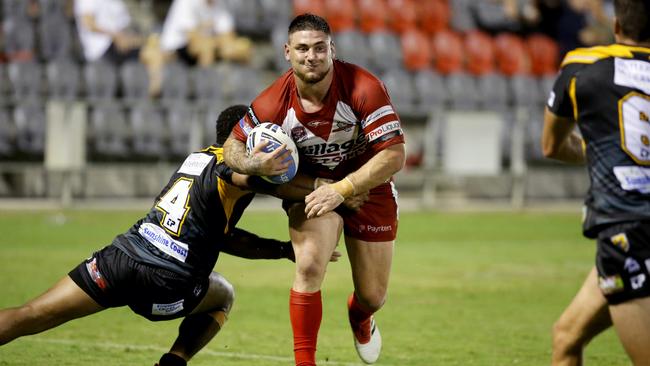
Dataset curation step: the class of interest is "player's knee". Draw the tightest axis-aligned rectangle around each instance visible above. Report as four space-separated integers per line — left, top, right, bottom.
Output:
552 319 581 353
355 290 386 313
207 273 235 314
295 257 326 281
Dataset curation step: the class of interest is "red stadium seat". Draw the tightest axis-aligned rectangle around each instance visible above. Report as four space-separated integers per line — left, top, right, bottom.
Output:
401 28 432 71
385 0 417 34
526 33 559 76
293 0 326 17
417 0 450 35
357 0 388 33
464 30 495 76
494 33 529 76
431 29 464 75
324 0 357 32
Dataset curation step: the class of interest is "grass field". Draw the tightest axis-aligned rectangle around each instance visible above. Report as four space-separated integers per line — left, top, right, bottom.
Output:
0 208 629 365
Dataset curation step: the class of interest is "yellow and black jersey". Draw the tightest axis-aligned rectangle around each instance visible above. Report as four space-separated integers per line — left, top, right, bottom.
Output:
548 44 650 237
114 145 255 277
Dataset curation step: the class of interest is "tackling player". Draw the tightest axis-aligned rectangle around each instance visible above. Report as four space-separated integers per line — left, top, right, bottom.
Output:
0 105 340 366
223 14 405 365
542 1 650 364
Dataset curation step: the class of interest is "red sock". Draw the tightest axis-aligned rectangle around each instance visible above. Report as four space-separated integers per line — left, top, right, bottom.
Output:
290 289 322 366
347 293 374 343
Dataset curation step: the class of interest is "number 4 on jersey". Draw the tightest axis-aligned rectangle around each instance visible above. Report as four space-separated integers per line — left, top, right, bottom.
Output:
155 177 193 236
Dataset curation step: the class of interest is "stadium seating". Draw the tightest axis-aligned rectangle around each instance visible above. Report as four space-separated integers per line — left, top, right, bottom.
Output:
323 0 357 32
160 62 191 106
7 61 43 102
36 0 67 17
119 61 150 103
333 30 370 69
385 0 417 34
1 0 29 20
165 102 194 159
46 59 81 101
259 0 294 30
400 28 433 71
417 0 450 35
509 74 540 109
83 61 118 102
38 14 74 62
87 102 130 160
463 30 495 76
476 73 509 111
526 33 559 76
494 33 529 76
192 66 226 108
446 72 479 110
380 68 417 115
0 107 15 157
293 0 325 16
367 30 402 74
431 29 464 75
357 0 387 33
412 68 448 112
3 18 35 62
13 101 46 159
127 102 165 160
449 0 476 32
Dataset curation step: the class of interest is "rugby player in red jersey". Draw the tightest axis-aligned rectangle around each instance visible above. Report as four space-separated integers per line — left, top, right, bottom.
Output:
224 14 405 365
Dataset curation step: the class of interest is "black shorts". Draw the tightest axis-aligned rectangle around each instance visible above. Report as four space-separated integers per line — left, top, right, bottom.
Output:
69 245 208 321
596 221 650 305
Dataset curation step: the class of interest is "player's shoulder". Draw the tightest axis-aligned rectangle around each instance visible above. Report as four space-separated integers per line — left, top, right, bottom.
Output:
561 44 650 68
335 60 387 101
250 69 293 122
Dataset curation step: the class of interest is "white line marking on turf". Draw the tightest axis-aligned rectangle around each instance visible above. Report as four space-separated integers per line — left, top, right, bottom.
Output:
27 338 374 366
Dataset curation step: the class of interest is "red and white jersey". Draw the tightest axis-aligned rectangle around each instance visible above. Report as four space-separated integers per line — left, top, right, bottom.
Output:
231 60 405 180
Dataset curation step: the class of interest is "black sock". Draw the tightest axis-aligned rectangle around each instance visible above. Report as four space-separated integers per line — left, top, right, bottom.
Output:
158 353 187 366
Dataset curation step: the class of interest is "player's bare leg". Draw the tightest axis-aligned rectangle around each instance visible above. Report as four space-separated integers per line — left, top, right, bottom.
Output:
551 267 612 366
0 275 104 345
345 237 393 364
609 296 650 365
288 203 342 366
157 272 234 366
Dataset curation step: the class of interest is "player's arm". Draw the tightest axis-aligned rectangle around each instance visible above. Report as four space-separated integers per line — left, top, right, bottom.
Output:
221 227 342 262
541 107 586 164
223 135 291 176
305 143 405 218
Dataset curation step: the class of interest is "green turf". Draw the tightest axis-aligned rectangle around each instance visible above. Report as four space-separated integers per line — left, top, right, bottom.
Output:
0 209 629 365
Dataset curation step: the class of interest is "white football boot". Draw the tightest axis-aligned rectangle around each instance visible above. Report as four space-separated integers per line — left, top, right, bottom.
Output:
353 316 382 364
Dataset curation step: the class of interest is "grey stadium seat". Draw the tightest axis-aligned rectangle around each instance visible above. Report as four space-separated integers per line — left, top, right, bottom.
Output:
192 66 226 108
166 103 194 159
446 72 480 110
160 62 191 105
13 101 46 159
46 60 81 100
334 31 371 70
380 68 417 116
84 61 118 102
3 18 35 60
224 64 264 105
0 108 16 157
2 0 28 19
87 102 131 160
120 61 150 102
128 103 165 159
476 73 510 111
413 69 448 113
509 75 540 109
7 61 43 101
38 15 74 61
367 31 402 74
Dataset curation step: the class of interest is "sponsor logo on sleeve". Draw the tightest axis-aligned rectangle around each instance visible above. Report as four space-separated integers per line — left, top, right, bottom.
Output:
614 58 650 94
247 107 261 126
178 153 213 176
366 121 402 142
139 223 189 262
613 166 650 193
152 299 185 316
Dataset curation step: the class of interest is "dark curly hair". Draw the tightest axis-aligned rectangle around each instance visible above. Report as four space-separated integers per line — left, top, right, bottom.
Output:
216 104 248 146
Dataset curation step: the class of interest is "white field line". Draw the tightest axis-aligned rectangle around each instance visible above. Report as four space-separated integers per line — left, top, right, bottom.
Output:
26 337 379 366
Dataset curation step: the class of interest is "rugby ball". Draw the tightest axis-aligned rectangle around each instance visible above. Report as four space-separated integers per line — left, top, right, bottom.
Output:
245 122 299 184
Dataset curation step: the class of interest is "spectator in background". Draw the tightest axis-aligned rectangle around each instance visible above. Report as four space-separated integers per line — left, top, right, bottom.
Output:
158 0 251 65
74 0 144 64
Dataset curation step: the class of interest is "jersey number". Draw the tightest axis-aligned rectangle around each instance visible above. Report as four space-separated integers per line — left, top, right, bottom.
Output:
619 92 650 165
156 177 193 236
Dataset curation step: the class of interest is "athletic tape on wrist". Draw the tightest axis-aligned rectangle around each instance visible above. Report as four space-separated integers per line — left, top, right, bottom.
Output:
331 177 356 198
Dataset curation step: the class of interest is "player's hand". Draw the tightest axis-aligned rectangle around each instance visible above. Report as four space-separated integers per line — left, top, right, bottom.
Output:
343 191 369 211
304 184 345 218
249 141 292 176
329 250 342 262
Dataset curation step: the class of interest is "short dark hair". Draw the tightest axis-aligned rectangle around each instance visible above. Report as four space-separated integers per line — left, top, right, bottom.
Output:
614 0 650 42
288 13 331 36
216 104 248 145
